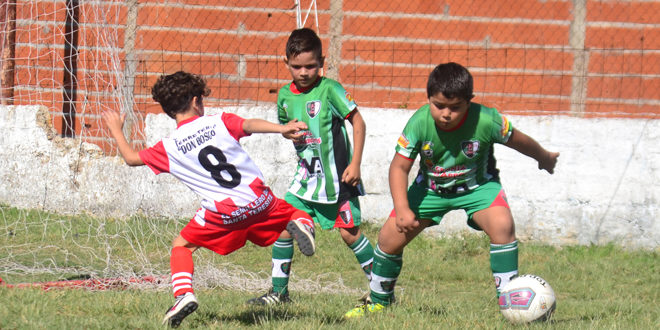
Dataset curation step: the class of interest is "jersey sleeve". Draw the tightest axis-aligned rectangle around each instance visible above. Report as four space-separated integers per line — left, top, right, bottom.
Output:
221 112 249 141
394 117 422 161
138 141 169 175
489 109 514 144
327 81 358 119
277 88 289 124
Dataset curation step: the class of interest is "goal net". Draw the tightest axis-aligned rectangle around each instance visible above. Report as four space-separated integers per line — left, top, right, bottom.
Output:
0 0 360 295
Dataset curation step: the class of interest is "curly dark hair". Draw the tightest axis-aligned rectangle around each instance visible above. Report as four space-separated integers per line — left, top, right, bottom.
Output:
285 27 323 60
151 71 211 118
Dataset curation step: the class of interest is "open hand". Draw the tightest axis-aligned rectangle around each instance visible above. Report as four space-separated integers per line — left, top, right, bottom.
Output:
101 110 126 137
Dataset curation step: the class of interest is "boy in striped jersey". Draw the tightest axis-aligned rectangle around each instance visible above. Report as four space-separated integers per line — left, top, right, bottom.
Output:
248 28 374 305
103 71 316 327
344 62 559 317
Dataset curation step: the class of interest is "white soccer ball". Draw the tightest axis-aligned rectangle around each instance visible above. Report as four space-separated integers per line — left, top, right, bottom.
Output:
498 274 556 324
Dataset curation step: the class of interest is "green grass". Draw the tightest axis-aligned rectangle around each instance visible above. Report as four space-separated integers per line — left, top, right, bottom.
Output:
0 205 658 329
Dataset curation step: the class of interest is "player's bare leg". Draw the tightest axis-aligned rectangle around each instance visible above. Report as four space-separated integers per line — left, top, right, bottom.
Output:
339 226 361 245
471 206 516 244
377 216 431 254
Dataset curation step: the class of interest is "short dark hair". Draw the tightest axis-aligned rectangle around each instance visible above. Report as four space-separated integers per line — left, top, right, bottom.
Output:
151 71 210 118
285 27 322 60
426 62 474 101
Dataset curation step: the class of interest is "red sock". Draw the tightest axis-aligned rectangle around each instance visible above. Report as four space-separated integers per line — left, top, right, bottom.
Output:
170 246 194 297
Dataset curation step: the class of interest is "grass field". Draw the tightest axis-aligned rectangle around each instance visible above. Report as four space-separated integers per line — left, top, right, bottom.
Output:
0 205 658 329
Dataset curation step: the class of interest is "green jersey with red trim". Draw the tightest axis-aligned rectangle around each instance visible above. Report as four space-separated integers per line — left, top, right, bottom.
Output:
278 77 365 203
395 102 513 193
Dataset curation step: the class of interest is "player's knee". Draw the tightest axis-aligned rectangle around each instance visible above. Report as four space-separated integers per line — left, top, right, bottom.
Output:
488 226 516 244
340 226 360 245
280 229 293 239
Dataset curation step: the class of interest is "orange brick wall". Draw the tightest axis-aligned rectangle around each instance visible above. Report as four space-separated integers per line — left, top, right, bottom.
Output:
4 0 659 148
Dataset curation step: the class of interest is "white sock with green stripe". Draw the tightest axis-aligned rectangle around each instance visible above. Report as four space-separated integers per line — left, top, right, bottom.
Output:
271 238 293 294
490 240 518 293
369 245 401 305
349 233 374 281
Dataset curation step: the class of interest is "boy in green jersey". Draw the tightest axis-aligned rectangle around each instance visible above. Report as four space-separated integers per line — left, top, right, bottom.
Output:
344 62 560 317
248 28 374 305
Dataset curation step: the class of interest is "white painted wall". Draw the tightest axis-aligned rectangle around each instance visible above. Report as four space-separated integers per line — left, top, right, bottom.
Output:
1 105 658 249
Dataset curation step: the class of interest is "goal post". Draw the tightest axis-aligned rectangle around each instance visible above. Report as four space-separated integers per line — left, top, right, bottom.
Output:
294 0 323 76
294 0 319 32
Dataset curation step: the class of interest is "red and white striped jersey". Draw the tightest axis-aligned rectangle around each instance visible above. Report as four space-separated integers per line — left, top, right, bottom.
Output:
139 113 275 227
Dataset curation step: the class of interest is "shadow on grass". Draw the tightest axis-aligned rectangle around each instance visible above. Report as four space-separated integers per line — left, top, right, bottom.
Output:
195 305 344 327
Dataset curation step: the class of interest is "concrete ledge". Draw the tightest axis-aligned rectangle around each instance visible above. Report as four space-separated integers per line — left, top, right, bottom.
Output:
0 105 657 249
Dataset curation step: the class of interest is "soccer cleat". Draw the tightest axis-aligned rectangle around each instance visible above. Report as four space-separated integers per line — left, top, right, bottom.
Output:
246 288 291 305
344 302 387 318
162 292 198 328
286 219 315 256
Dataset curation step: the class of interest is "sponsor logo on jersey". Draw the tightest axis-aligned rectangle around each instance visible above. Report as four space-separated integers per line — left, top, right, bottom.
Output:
306 100 322 118
301 156 324 176
500 115 511 137
293 130 322 151
345 91 354 103
220 189 275 224
431 164 468 177
461 140 480 158
397 134 410 149
174 124 217 154
421 141 434 158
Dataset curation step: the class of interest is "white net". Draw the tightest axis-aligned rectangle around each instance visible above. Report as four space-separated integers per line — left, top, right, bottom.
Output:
0 1 361 294
0 201 363 294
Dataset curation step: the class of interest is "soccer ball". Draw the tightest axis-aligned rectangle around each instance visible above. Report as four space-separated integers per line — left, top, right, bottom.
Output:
498 274 556 324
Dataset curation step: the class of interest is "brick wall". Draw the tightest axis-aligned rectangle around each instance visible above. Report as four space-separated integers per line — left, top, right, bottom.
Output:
4 0 659 150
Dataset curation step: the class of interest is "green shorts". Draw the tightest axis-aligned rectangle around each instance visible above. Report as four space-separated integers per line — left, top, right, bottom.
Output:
284 192 362 230
405 180 508 231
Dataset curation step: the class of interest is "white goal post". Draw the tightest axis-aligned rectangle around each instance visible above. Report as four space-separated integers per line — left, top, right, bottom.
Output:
294 0 319 32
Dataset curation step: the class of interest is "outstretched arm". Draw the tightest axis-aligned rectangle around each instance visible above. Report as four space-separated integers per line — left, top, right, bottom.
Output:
342 110 366 186
102 110 144 166
504 128 559 174
243 118 307 140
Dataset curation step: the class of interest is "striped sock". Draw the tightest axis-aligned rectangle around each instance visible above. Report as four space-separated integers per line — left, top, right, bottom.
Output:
271 238 294 294
490 240 519 293
369 245 402 305
170 246 194 297
349 233 374 281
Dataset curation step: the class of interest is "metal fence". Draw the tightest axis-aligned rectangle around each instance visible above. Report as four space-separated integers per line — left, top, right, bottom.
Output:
0 0 658 151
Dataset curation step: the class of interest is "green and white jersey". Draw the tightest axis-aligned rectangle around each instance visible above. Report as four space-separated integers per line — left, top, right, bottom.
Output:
278 77 365 203
395 102 513 194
